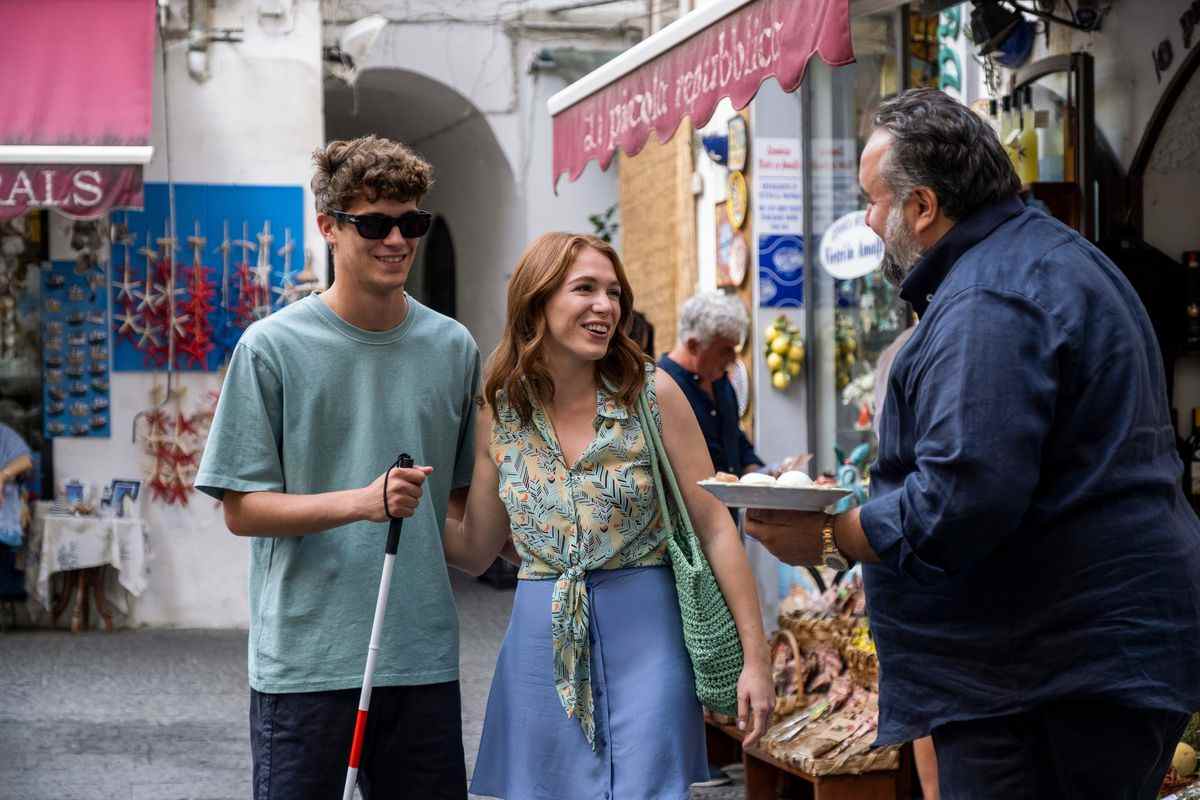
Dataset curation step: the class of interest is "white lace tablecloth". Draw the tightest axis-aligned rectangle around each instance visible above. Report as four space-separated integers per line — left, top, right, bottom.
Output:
25 502 152 610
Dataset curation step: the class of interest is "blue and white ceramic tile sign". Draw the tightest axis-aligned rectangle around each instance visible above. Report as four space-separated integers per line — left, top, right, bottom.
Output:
758 234 803 308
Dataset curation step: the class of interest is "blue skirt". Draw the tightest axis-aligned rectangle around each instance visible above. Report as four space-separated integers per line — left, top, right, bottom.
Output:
471 567 708 800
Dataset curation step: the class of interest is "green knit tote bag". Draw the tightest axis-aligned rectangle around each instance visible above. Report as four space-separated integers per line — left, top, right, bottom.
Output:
639 389 744 716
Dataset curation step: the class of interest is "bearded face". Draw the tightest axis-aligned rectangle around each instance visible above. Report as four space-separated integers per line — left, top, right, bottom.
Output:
880 199 924 288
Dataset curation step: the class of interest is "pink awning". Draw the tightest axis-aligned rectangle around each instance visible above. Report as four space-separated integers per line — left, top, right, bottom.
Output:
0 0 156 218
549 0 854 189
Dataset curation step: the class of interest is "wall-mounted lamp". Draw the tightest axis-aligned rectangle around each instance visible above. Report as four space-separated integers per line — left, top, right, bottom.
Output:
325 14 388 85
157 0 244 83
970 2 1024 54
971 0 1108 41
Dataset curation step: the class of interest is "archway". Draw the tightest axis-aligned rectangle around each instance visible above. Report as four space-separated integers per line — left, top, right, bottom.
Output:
324 69 521 354
423 215 456 318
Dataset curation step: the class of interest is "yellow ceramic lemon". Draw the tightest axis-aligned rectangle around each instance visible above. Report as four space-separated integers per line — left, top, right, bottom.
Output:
766 352 783 371
1174 742 1197 777
786 359 801 376
788 344 804 362
772 370 791 390
770 336 791 356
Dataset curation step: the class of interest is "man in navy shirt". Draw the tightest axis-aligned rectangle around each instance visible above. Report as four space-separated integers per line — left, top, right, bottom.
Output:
746 89 1200 797
659 291 763 479
661 291 763 790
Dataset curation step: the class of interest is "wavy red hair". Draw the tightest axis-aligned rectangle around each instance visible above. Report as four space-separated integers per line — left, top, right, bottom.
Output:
484 232 647 423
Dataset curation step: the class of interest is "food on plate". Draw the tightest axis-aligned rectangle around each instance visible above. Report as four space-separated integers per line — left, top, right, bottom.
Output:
776 470 814 488
712 471 740 483
739 472 777 487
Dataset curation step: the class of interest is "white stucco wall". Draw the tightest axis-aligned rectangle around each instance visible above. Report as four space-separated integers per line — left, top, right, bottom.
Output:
47 0 324 628
323 4 622 357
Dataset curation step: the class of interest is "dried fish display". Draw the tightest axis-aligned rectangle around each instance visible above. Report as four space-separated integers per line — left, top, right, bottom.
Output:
754 571 903 776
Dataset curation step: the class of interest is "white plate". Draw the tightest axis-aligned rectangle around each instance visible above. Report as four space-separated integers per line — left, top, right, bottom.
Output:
697 480 851 511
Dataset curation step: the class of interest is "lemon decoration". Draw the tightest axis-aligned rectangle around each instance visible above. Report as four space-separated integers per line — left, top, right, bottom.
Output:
763 314 804 392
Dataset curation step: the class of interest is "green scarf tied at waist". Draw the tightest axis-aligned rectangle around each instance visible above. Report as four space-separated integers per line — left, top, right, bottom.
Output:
542 520 669 749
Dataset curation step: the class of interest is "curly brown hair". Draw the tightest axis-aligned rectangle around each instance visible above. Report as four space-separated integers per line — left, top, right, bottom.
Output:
310 135 434 214
484 232 648 424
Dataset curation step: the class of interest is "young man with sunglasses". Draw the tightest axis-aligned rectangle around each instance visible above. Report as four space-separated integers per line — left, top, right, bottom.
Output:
196 135 481 799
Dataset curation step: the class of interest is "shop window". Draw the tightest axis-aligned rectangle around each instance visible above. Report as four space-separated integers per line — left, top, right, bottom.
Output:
0 210 50 496
1011 53 1097 239
806 10 916 482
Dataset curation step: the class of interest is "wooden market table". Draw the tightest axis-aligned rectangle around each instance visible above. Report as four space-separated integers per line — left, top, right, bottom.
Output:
707 718 913 800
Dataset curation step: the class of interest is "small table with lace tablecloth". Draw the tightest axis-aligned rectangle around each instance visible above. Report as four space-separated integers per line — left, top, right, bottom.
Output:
25 502 151 632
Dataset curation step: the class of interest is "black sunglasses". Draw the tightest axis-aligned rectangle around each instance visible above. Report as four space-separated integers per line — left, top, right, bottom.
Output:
329 208 433 240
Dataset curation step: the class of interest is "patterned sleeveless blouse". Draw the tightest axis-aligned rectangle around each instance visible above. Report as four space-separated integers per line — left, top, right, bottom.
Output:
489 363 670 746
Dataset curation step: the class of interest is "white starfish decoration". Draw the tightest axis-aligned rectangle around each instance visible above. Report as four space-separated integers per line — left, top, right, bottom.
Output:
135 236 163 311
113 273 142 304
272 229 297 306
158 283 187 306
114 311 144 337
254 220 274 293
156 223 178 264
168 312 191 339
137 323 161 350
164 422 194 457
234 221 257 264
175 460 199 484
187 221 206 266
113 231 141 303
153 459 178 484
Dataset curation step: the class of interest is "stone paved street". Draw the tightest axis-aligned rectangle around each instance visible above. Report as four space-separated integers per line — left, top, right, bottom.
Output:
0 571 744 800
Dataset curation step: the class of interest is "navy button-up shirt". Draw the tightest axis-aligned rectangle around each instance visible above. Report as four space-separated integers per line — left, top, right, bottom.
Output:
860 196 1200 745
658 355 763 475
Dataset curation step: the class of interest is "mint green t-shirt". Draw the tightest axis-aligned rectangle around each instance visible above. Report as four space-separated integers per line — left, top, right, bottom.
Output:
195 294 479 693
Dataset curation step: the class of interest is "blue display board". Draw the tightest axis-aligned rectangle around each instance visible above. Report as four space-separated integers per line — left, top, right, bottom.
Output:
758 234 804 308
111 183 305 372
42 261 111 439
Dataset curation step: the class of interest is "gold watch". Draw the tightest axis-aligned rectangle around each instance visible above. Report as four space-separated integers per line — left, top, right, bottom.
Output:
820 514 850 571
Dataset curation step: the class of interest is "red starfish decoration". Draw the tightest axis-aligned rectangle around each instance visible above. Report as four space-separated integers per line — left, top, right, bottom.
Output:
148 476 171 503
172 449 199 469
177 336 214 369
169 479 192 506
175 412 198 437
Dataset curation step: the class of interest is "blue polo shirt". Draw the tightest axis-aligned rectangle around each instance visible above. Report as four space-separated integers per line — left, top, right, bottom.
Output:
658 355 762 475
860 196 1200 745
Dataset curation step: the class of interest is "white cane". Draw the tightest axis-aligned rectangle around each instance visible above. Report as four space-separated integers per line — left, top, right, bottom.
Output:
343 453 412 800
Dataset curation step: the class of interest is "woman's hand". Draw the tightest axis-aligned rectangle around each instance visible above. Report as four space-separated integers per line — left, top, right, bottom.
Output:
736 656 775 747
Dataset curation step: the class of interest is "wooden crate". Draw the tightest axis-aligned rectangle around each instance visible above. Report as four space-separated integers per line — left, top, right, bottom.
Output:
706 719 913 800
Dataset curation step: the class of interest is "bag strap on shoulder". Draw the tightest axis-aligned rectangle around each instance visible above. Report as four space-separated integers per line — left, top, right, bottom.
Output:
638 390 696 539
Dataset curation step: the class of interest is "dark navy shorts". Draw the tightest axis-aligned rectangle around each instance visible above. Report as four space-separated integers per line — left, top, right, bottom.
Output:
932 697 1189 799
249 681 467 800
